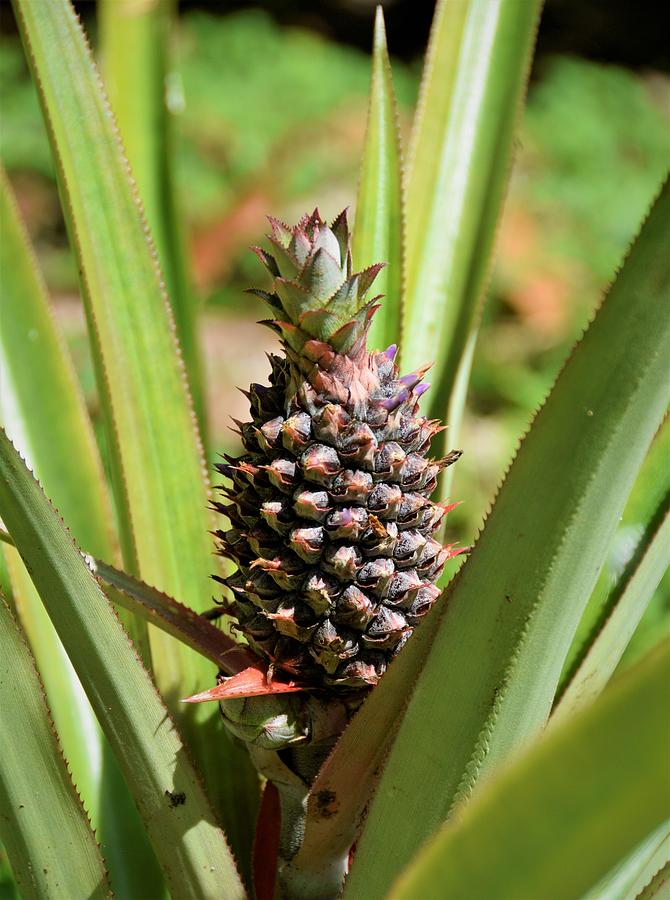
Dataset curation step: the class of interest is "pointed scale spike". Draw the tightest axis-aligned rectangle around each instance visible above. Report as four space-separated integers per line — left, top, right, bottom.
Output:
357 262 386 297
267 216 292 243
250 247 281 278
330 208 350 265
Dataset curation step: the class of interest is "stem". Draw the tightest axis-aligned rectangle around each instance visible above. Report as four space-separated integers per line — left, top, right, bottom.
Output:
275 743 349 900
247 727 352 898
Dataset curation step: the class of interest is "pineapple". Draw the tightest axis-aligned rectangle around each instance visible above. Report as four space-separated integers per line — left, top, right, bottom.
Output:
214 210 462 692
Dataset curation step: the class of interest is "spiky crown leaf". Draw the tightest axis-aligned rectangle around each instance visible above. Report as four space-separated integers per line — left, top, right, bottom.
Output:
249 209 385 356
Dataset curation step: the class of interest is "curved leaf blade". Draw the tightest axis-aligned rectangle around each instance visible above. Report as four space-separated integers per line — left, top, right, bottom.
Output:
389 642 670 900
402 0 542 484
0 429 245 899
88 557 257 675
0 596 110 900
344 179 670 898
352 6 403 352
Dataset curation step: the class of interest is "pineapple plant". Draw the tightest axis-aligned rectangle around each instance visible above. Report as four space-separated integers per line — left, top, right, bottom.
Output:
215 210 462 692
1 0 668 898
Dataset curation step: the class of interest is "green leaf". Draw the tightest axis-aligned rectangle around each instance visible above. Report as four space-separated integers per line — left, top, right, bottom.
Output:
583 820 670 900
637 861 670 899
88 557 256 674
554 495 670 720
352 6 403 352
401 0 542 491
559 416 670 695
343 178 670 898
0 428 245 899
0 166 113 561
0 842 19 900
388 641 670 900
12 0 259 862
98 0 206 437
0 164 162 897
0 596 110 900
0 531 256 675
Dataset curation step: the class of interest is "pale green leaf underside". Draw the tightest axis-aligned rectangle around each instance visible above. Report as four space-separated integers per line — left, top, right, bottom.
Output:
352 5 403 353
0 429 244 899
0 597 110 900
344 179 670 898
389 642 670 900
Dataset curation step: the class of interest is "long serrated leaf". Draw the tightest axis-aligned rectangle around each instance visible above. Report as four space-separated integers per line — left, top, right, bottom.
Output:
583 820 670 900
401 0 541 492
0 596 110 900
11 0 259 862
559 416 670 690
0 429 245 899
98 0 206 437
553 498 670 720
342 178 670 898
352 6 403 352
388 641 670 900
0 165 163 897
637 861 670 899
89 557 257 675
1 532 257 676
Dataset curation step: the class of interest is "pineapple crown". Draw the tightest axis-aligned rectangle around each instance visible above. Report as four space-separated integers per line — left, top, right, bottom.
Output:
249 209 384 358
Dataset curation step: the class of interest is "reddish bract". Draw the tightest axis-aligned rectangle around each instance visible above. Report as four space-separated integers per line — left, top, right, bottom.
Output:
182 665 308 702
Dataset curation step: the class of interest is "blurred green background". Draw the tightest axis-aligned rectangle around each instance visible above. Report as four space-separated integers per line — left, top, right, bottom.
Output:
1 0 668 651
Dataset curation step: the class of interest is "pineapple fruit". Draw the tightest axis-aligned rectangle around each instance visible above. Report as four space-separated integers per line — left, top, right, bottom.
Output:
214 210 462 693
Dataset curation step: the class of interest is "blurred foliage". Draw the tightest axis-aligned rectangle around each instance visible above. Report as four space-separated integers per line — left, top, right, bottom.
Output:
175 9 417 220
523 57 669 284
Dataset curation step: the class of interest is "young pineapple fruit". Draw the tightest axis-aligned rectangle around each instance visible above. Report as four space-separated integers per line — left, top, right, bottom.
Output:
215 210 461 692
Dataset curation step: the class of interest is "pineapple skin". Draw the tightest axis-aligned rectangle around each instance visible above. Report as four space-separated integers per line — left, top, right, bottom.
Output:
215 211 461 691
